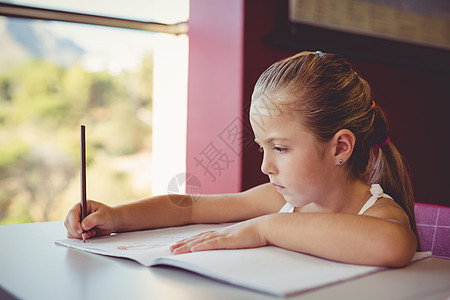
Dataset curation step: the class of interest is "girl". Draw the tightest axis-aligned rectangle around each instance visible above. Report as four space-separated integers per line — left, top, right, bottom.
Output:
65 51 417 267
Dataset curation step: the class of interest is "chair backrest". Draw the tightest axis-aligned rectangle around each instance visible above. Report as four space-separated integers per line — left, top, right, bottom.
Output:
414 202 450 259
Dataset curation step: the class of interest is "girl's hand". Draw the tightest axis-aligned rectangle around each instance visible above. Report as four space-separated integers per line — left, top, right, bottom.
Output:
170 217 269 254
64 200 118 240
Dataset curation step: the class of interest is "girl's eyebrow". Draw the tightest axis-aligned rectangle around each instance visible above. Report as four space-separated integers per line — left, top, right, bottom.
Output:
254 137 290 144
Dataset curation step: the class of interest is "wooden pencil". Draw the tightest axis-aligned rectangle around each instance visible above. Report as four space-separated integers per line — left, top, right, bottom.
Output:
80 125 87 242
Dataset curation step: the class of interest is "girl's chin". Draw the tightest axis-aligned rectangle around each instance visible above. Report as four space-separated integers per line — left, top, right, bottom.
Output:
282 194 309 208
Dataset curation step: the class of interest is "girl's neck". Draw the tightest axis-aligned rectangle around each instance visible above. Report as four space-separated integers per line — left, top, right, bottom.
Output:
298 179 371 214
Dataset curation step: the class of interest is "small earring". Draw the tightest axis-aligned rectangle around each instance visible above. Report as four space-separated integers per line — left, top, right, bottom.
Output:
339 159 343 165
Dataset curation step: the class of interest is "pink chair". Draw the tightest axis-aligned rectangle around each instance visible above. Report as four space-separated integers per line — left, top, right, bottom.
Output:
414 202 450 259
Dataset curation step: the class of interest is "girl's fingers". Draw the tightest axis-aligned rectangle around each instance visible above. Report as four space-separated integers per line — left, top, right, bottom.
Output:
170 231 222 254
67 232 78 239
170 220 264 254
83 228 97 240
81 212 99 232
190 238 223 252
171 231 214 247
64 200 110 241
64 203 83 238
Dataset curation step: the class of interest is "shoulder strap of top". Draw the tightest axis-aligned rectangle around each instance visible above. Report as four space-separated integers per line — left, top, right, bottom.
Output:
278 184 393 215
358 184 393 215
279 202 295 213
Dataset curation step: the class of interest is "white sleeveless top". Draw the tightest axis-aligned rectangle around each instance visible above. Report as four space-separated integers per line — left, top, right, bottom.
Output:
278 184 392 214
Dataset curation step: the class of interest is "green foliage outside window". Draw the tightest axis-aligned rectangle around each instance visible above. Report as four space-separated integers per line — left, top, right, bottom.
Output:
0 54 154 224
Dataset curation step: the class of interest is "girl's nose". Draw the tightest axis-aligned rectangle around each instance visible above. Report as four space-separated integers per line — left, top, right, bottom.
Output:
261 153 277 175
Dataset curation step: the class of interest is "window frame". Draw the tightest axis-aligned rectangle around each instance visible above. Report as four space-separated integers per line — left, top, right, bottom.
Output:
0 2 188 34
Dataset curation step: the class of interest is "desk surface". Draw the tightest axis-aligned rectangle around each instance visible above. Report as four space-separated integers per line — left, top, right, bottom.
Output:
0 221 449 300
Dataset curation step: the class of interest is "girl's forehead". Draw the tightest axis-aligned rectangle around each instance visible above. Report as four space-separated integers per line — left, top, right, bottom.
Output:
249 96 298 126
250 94 283 118
250 109 307 140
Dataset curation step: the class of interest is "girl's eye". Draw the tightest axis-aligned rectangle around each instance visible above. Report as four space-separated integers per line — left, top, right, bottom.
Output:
257 146 264 153
274 146 287 153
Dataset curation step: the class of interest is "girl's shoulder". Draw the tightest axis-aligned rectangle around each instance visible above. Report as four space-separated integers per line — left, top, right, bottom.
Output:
361 196 410 227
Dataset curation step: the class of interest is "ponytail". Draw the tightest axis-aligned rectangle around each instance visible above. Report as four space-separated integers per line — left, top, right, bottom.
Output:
366 109 418 246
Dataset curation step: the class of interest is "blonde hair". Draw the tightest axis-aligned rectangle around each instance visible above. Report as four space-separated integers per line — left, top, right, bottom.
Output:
253 51 417 239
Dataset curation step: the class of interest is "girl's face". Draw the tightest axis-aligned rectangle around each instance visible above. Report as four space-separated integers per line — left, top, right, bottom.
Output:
250 100 335 207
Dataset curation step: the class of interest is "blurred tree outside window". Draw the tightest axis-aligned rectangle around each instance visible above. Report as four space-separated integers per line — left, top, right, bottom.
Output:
0 2 188 224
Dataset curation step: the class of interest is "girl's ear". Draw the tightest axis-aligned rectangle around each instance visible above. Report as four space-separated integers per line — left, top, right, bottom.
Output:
332 129 356 165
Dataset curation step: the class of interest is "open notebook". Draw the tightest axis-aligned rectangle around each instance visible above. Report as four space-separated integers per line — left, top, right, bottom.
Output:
55 224 431 297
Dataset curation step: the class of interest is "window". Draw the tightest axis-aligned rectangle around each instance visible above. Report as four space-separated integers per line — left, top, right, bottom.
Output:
0 1 189 224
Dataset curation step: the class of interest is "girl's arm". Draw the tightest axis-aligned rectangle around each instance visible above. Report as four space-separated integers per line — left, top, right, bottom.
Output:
260 204 417 267
189 183 285 223
115 182 283 231
171 198 417 267
65 183 285 239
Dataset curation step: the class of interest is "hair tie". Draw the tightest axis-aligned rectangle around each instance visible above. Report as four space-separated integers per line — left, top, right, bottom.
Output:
376 136 390 148
316 51 323 57
371 101 376 108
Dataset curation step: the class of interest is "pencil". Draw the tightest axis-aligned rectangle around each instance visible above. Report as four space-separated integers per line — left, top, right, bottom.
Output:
80 125 87 243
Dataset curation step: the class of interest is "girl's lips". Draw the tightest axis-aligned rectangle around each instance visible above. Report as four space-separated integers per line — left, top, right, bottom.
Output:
272 183 285 191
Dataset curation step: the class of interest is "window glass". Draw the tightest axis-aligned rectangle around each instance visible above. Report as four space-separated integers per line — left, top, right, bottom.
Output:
0 16 188 224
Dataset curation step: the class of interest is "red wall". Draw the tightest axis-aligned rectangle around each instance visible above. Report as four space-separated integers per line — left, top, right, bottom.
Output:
186 0 244 193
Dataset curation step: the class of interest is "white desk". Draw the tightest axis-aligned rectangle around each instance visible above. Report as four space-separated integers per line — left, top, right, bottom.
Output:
0 222 449 300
